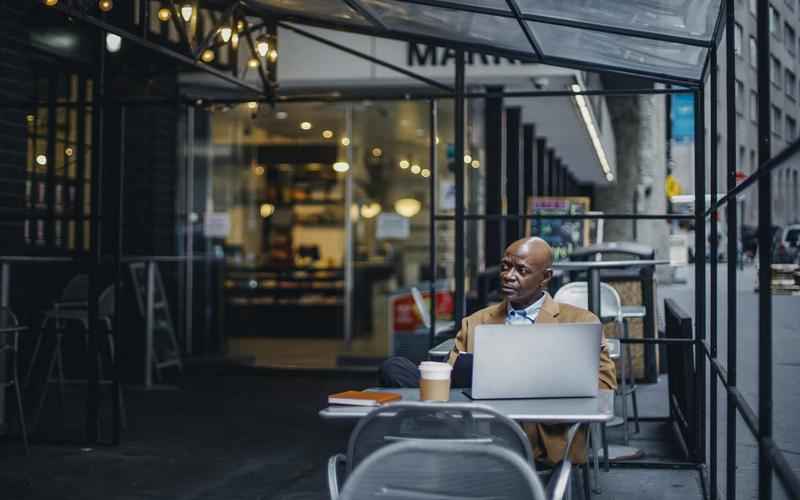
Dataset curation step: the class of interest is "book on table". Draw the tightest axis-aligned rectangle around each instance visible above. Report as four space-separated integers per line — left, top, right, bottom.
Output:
328 390 401 406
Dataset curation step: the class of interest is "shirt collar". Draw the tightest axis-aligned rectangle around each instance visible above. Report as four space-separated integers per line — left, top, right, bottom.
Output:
506 293 547 321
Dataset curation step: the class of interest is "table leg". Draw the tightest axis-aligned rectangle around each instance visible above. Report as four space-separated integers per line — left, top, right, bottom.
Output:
588 268 601 316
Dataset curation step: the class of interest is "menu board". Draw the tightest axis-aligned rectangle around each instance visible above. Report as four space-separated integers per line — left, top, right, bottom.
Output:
526 197 592 261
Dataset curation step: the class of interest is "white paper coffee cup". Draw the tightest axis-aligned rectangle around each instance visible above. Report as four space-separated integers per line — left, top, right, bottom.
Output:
419 361 452 401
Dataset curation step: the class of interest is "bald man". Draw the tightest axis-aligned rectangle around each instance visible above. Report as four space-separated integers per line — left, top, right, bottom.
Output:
379 237 616 466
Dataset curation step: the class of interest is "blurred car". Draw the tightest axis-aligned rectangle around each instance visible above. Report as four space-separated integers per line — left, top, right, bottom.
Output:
772 225 800 264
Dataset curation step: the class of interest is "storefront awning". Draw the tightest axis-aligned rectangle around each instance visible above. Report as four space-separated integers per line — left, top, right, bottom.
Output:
244 0 722 84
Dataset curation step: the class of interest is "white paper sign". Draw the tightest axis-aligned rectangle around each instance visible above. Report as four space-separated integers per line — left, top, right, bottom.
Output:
204 212 231 238
439 180 456 211
376 213 410 240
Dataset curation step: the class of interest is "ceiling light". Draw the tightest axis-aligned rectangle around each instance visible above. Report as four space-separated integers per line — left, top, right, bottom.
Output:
360 203 381 219
231 32 239 49
399 160 410 169
259 203 275 218
98 0 113 12
180 3 193 22
219 26 233 43
157 7 171 21
247 58 259 69
237 20 246 32
420 168 431 178
105 33 122 53
247 101 258 110
410 164 421 174
253 165 265 176
44 0 58 6
341 137 350 146
350 204 360 221
333 161 350 173
322 130 334 139
463 154 472 164
606 172 614 182
26 114 34 124
201 49 215 63
300 121 312 131
471 160 480 169
36 154 47 166
256 35 270 57
371 147 382 157
394 198 421 218
65 147 74 157
275 111 288 120
268 48 278 63
571 83 613 182
435 136 440 144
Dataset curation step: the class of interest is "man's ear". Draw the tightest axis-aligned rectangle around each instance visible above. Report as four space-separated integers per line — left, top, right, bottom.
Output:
541 268 553 289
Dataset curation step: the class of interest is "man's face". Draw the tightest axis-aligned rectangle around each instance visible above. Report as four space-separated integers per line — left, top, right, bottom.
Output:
499 244 552 308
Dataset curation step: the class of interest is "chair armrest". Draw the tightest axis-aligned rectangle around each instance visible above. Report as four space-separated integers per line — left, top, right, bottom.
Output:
0 326 29 334
327 453 346 500
545 423 582 500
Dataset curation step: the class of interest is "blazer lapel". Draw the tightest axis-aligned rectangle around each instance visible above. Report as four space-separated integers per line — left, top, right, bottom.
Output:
535 293 561 324
484 300 507 325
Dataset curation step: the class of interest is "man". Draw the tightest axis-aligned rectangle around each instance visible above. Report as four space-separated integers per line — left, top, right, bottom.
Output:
380 237 616 466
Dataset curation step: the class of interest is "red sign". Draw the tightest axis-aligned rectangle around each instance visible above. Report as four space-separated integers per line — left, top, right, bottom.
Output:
392 290 454 333
735 170 747 183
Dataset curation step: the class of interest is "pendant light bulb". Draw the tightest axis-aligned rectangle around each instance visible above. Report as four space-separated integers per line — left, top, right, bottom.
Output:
256 35 270 58
105 33 122 53
98 0 113 12
157 7 171 21
231 32 240 49
44 0 59 6
268 48 278 63
219 26 233 43
180 3 193 22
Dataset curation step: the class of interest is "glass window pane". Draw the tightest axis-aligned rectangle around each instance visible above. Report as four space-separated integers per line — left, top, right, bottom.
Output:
528 21 707 80
516 0 721 42
251 0 370 27
361 0 534 55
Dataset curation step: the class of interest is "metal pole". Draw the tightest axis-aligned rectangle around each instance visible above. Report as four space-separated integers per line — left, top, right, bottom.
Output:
429 99 438 349
111 105 126 445
693 86 706 463
87 29 106 443
724 0 738 497
454 50 466 323
344 105 354 345
709 47 719 500
145 261 155 389
756 0 773 496
185 105 195 355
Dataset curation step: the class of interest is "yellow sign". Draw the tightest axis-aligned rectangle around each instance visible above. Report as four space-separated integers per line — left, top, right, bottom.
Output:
665 175 682 198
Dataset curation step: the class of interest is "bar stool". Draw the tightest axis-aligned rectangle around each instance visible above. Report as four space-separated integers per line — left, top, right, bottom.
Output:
1 307 29 454
29 283 126 433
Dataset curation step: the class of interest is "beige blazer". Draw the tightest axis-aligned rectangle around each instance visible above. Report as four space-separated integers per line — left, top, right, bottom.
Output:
447 293 617 465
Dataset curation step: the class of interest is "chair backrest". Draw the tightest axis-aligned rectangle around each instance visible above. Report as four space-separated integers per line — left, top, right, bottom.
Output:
553 281 622 320
0 306 19 329
339 440 546 500
98 285 115 318
61 274 89 302
346 402 533 475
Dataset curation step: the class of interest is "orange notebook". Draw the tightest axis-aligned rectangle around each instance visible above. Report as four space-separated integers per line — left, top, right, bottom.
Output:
328 390 402 407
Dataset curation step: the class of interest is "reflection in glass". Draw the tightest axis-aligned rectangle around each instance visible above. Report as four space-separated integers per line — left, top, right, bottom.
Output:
528 21 706 80
250 0 370 26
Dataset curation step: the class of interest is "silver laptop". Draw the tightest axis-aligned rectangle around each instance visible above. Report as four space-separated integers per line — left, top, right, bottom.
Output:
464 322 602 399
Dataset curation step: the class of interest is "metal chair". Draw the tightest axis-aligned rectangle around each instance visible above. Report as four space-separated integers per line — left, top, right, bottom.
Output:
328 402 582 500
553 282 639 443
0 307 29 454
28 282 126 432
339 440 548 500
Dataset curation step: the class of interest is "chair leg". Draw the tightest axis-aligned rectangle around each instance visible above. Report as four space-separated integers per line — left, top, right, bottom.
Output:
624 321 639 435
581 462 592 500
55 334 66 411
600 422 610 472
12 336 29 455
619 322 629 445
106 333 127 430
32 336 61 433
25 319 49 388
590 423 601 493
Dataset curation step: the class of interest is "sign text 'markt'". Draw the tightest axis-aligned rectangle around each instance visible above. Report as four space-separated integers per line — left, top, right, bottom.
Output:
407 43 536 67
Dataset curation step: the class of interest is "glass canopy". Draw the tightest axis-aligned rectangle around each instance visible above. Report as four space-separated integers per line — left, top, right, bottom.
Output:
246 0 722 83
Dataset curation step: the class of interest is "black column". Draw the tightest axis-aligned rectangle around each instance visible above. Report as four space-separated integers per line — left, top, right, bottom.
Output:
547 149 555 196
523 125 535 215
484 85 504 267
506 107 523 242
536 138 546 196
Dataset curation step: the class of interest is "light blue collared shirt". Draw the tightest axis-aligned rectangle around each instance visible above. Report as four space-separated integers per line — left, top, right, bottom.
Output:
506 293 547 325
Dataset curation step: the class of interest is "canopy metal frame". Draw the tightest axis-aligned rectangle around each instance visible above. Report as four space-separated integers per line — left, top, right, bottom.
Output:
20 1 800 499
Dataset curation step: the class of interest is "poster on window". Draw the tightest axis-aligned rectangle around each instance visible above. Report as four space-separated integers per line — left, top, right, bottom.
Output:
526 197 592 261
